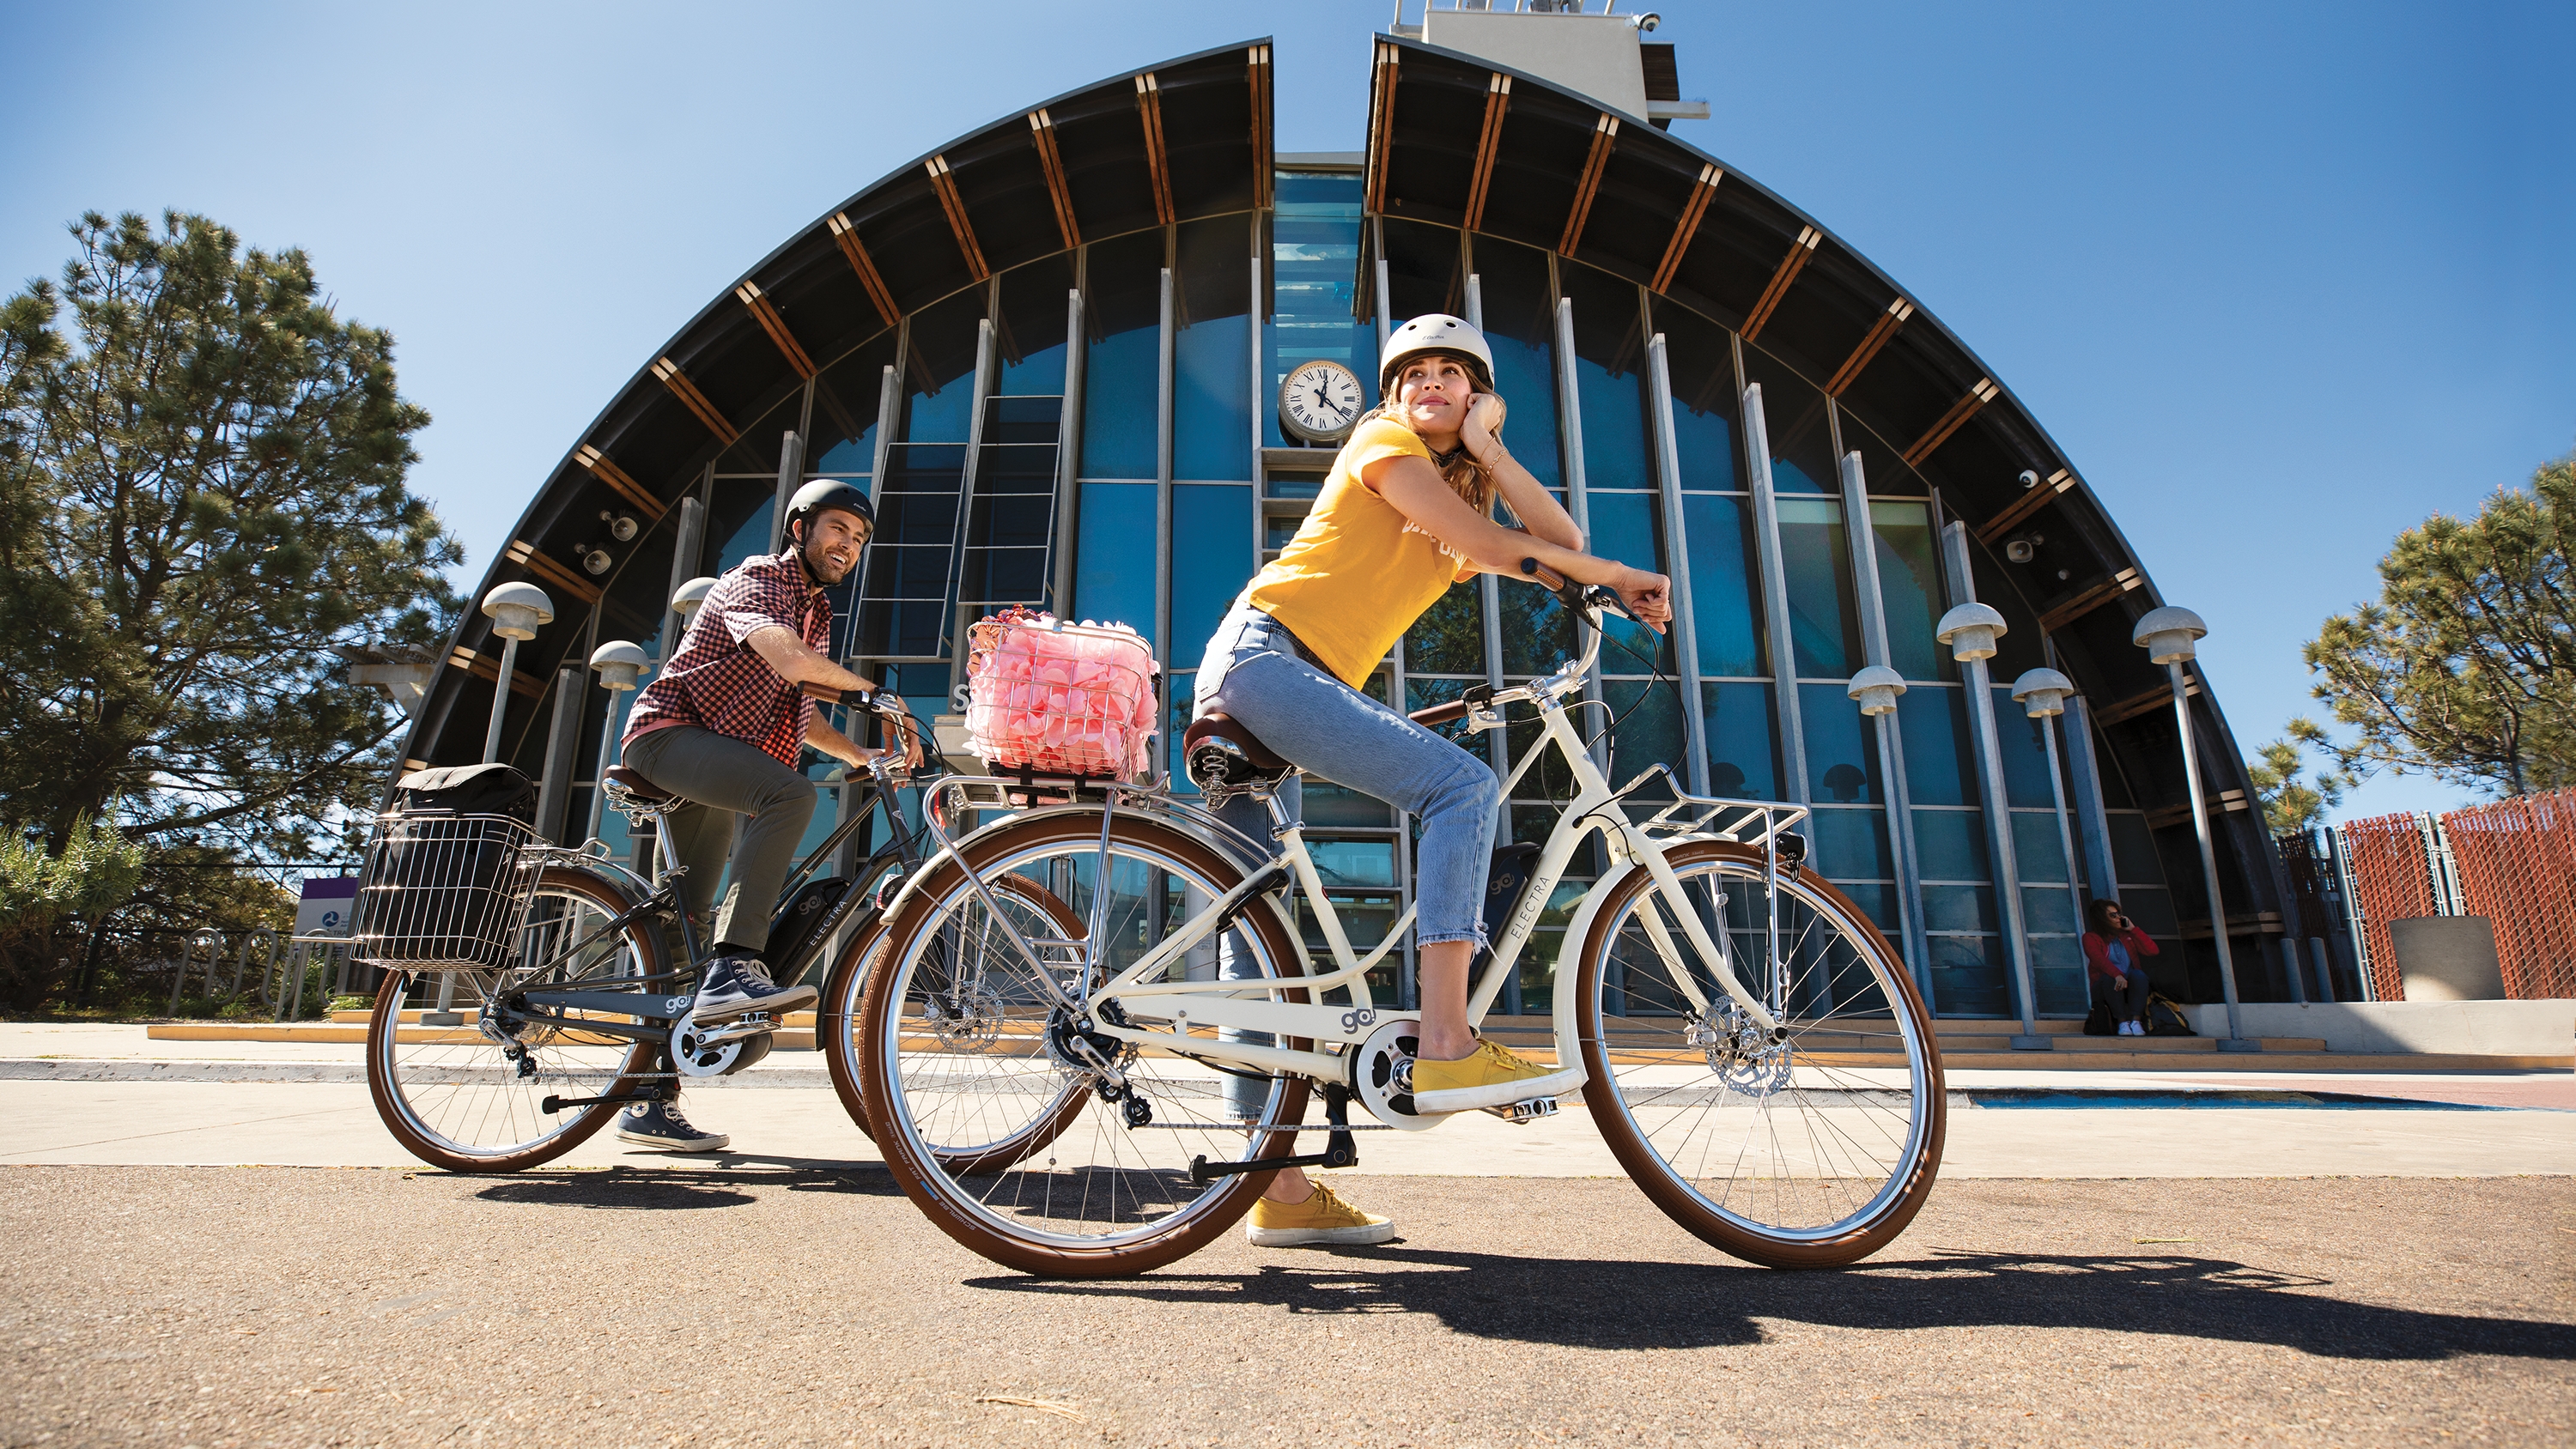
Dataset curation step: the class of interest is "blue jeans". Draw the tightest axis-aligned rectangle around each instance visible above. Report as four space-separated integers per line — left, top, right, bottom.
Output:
1192 603 1501 952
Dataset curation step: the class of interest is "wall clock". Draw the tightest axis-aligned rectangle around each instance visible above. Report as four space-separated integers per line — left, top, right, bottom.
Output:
1277 359 1367 446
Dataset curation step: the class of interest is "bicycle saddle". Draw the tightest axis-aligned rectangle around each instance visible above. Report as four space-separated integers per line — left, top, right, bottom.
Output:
600 765 676 805
1182 712 1291 792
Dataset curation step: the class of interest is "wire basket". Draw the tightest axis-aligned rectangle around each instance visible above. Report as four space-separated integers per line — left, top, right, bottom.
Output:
351 811 545 972
963 608 1158 781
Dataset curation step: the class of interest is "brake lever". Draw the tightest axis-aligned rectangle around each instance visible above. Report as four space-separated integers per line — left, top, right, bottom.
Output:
1519 557 1633 621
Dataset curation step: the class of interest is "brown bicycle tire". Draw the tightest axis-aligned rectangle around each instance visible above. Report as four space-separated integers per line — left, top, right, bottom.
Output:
858 809 1312 1277
1572 840 1946 1269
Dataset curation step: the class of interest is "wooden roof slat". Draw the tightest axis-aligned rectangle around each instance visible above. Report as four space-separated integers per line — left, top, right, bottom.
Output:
1899 376 1998 467
1975 468 2075 545
1364 40 1400 215
1558 113 1619 256
2036 567 2143 634
1649 162 1722 294
447 645 544 700
1462 73 1513 233
1026 110 1082 251
650 357 739 446
925 155 991 282
1823 296 1914 397
1249 45 1273 211
734 282 817 379
573 446 666 523
827 212 900 327
503 538 602 607
1740 226 1819 341
1134 73 1176 227
2094 671 2200 728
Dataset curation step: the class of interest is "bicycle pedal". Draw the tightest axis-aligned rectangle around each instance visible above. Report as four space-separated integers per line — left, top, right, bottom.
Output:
1482 1097 1561 1125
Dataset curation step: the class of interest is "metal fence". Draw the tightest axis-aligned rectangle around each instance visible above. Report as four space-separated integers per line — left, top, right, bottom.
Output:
2314 786 2576 1002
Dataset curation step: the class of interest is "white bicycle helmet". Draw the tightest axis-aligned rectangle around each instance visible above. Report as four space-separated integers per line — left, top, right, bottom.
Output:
1379 313 1495 397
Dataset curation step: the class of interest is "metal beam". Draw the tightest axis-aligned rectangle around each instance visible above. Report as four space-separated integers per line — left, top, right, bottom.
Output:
1943 519 2044 1041
1646 332 1710 794
1840 446 1930 1003
1740 375 1809 808
1054 288 1086 615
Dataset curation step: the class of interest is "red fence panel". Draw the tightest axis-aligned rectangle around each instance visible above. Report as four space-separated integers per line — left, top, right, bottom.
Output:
2340 810 2437 1002
2445 787 2576 1001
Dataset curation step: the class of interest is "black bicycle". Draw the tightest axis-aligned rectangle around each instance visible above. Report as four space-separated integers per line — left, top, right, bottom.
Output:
361 690 950 1172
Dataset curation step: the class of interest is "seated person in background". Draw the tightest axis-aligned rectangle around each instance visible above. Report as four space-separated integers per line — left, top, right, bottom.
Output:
2084 899 2160 1037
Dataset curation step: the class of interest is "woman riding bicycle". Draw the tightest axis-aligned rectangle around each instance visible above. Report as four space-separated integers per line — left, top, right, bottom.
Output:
1195 314 1671 1244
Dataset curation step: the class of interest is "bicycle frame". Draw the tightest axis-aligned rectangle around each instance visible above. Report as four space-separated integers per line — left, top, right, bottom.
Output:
908 605 1811 1105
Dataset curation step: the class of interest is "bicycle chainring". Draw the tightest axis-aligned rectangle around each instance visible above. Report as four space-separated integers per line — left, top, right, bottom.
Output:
669 1011 746 1077
1351 1016 1439 1131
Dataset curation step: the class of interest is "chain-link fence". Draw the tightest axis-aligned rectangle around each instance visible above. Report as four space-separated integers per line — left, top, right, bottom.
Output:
2324 787 2576 1002
2444 789 2576 1001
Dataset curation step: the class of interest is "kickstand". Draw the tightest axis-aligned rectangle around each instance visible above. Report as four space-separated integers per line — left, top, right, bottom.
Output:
1188 1084 1359 1183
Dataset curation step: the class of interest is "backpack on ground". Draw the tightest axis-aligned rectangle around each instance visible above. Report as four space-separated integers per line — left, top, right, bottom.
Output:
2145 993 2196 1036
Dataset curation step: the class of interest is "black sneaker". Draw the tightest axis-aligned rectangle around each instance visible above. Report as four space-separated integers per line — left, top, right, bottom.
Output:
616 1100 730 1152
692 954 818 1022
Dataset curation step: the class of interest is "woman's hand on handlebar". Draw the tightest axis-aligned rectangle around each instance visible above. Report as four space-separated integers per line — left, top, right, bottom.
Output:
1610 566 1673 634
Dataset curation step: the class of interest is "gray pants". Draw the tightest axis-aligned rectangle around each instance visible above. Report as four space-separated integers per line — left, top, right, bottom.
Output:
623 725 816 954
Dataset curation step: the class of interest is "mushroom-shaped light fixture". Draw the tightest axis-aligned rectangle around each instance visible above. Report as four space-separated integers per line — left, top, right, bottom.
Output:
2009 667 2075 719
671 576 718 619
589 640 653 692
1935 602 2008 663
480 581 555 640
2132 605 2208 664
1847 664 1908 717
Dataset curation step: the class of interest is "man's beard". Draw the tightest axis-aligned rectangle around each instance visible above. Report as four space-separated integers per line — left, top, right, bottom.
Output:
800 540 855 585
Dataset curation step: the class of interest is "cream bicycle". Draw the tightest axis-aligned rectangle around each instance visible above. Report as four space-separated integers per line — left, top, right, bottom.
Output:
835 573 1944 1276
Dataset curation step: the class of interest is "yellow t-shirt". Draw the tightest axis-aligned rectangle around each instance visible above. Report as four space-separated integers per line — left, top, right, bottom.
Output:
1246 416 1478 688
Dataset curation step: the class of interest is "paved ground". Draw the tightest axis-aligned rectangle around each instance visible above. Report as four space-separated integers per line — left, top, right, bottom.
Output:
0 1167 2567 1447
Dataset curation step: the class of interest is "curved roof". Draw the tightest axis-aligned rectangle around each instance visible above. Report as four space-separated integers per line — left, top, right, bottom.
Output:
405 29 2264 870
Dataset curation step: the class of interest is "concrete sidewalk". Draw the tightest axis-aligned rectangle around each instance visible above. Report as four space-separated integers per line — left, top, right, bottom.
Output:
7 1022 2570 1178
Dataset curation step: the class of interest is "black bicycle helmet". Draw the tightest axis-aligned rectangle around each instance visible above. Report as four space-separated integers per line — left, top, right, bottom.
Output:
783 479 876 543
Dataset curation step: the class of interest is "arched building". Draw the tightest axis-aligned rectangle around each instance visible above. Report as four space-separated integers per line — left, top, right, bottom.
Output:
398 22 2297 1023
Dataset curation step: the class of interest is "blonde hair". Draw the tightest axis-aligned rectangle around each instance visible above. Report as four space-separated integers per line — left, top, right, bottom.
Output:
1358 368 1502 517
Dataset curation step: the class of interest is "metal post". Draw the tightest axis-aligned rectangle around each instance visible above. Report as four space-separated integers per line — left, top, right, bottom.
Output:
2308 935 2336 1003
766 428 805 554
2039 712 2088 987
946 318 999 684
1838 447 1928 999
1051 294 1084 614
2168 659 2256 1048
481 634 520 765
1740 381 1809 804
1154 267 1176 773
535 666 583 844
1647 334 1710 793
2061 695 2119 899
1940 526 2042 1046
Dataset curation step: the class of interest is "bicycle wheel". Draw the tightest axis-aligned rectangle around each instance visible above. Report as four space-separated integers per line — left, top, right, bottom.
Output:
860 808 1311 1276
1573 840 1945 1268
818 875 1086 1148
368 865 661 1172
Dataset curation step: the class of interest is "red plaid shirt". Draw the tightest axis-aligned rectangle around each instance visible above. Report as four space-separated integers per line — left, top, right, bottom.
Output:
623 550 832 767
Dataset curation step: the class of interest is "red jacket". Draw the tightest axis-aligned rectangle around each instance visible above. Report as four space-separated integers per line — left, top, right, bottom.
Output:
2083 927 2160 980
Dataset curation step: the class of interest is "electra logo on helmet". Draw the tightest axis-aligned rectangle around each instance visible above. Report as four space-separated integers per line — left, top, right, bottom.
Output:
1379 314 1496 397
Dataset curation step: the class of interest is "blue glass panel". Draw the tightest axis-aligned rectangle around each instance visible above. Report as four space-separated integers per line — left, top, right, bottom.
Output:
1681 494 1765 678
1928 934 2008 1016
1702 682 1780 801
1588 491 1674 672
1809 804 1892 881
1603 680 1685 795
1404 579 1485 676
1082 326 1158 479
1473 235 1561 488
2022 885 2080 935
1073 482 1156 642
1775 497 1860 677
1922 885 1997 932
902 288 984 446
2012 809 2069 883
1896 685 1975 807
2107 812 2167 888
1172 484 1254 661
1798 682 1879 804
1174 314 1251 479
1993 690 2060 809
1869 500 1953 682
1912 808 1991 882
1740 344 1836 496
1650 296 1741 492
1565 263 1649 490
709 486 775 573
1837 882 1899 937
810 333 896 476
997 253 1076 397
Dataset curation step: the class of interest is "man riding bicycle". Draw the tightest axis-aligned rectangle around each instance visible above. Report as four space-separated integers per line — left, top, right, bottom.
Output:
613 478 900 1150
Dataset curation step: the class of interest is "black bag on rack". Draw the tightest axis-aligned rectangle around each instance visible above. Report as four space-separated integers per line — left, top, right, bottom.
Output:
360 765 540 969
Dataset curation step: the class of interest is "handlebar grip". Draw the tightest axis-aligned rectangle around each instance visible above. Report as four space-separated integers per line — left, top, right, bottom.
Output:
800 682 878 708
1407 699 1470 726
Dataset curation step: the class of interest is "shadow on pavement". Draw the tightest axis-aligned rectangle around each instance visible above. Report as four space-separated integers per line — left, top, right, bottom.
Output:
464 1161 898 1209
971 1247 2576 1362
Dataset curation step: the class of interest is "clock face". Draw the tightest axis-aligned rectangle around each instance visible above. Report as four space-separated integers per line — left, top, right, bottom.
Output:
1278 360 1367 445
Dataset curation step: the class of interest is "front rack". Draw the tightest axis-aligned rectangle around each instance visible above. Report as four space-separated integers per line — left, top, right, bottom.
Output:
1622 764 1811 850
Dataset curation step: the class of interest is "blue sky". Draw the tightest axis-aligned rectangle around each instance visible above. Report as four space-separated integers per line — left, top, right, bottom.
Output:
4 1 2567 822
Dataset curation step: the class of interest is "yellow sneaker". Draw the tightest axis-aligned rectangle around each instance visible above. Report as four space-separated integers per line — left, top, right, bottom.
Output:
1245 1182 1394 1246
1410 1037 1583 1114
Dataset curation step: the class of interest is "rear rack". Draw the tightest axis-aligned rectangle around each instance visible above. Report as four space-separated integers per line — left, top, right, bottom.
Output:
1623 765 1810 849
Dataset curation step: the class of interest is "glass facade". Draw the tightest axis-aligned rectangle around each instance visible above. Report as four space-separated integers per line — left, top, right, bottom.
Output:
552 165 2170 1021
